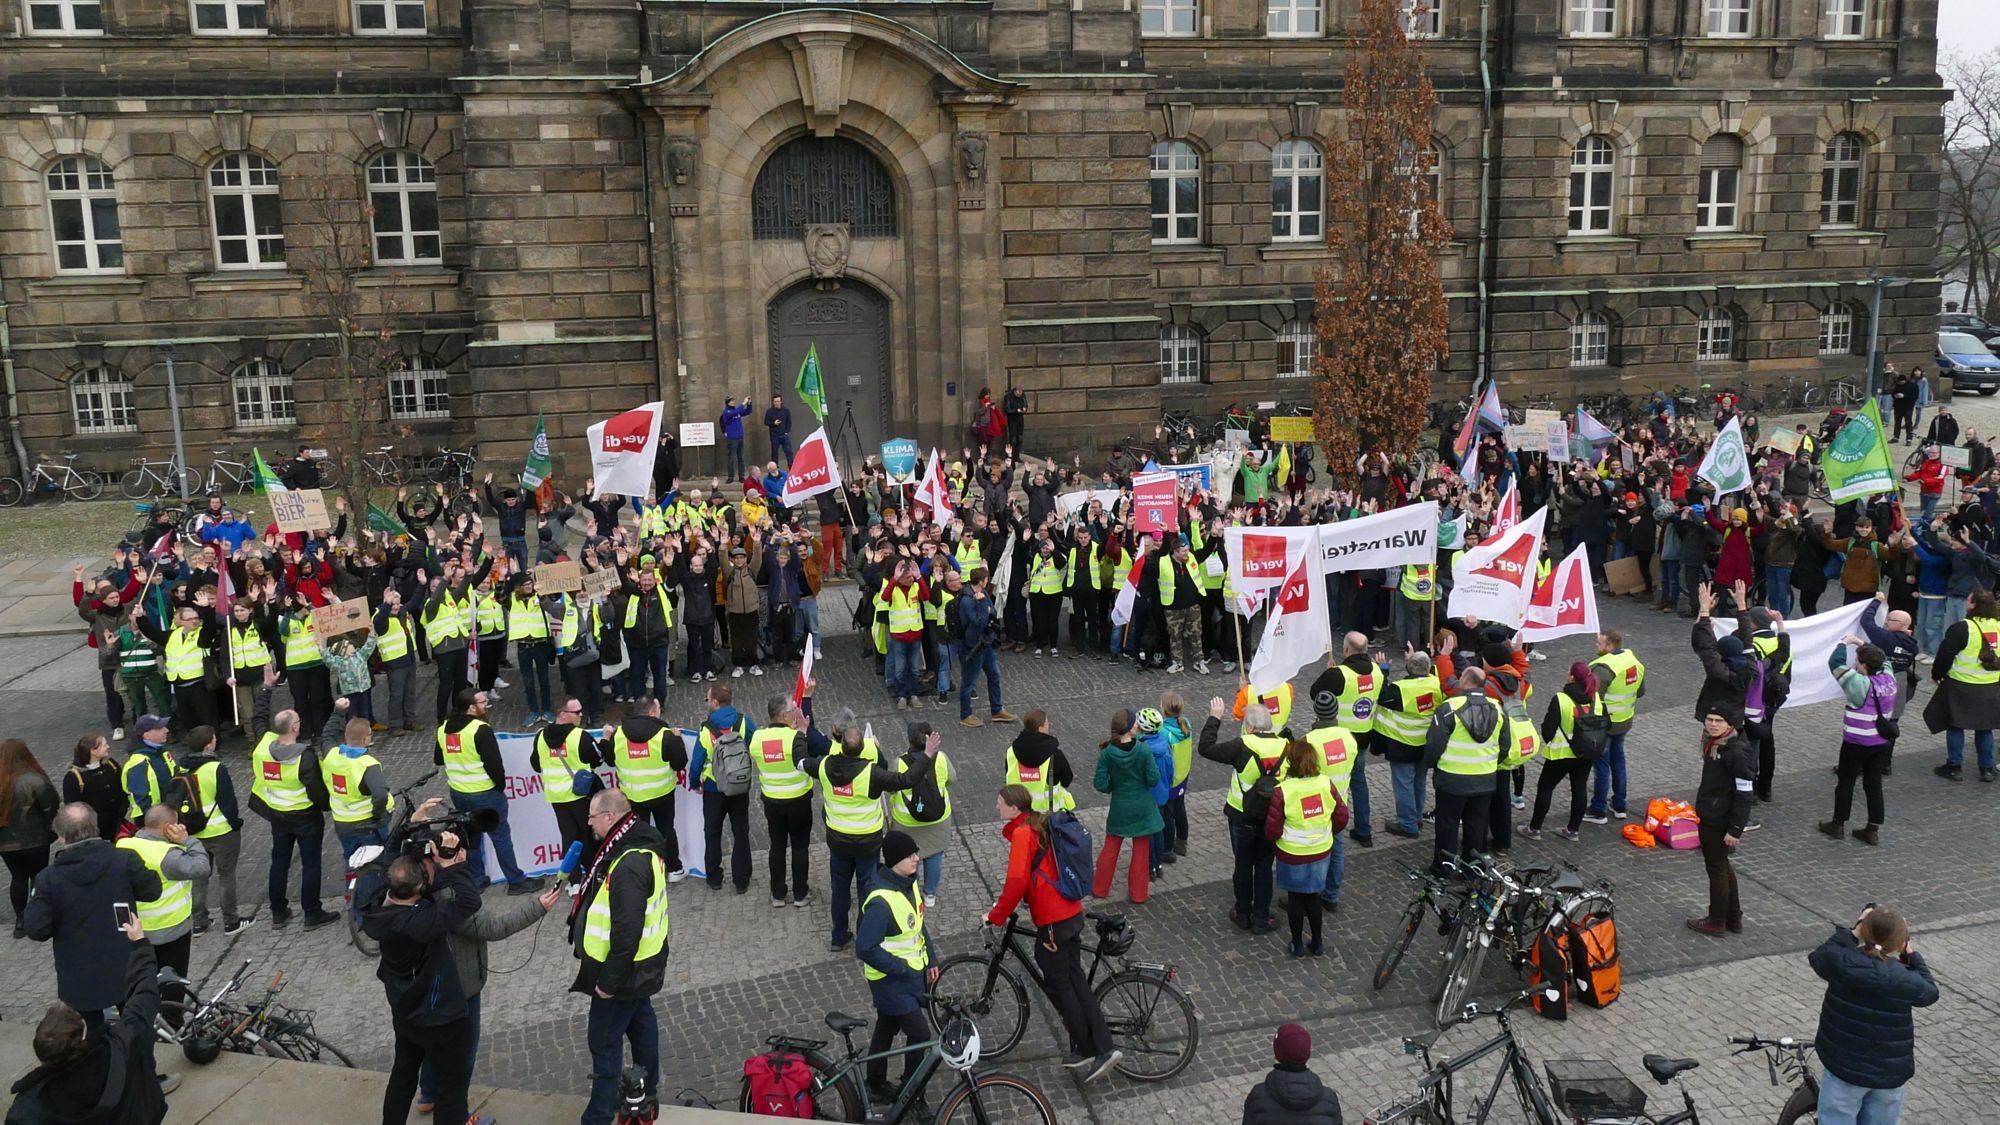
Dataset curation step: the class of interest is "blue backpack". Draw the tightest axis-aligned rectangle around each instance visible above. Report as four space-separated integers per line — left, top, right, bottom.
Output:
1031 810 1094 902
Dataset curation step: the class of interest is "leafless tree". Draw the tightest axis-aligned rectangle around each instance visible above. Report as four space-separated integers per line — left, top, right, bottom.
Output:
1942 48 2000 321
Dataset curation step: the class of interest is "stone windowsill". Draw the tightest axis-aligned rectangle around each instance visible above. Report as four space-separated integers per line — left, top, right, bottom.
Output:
188 271 302 294
1259 243 1327 261
1151 245 1225 265
1555 236 1640 254
356 268 462 289
1684 233 1766 252
24 275 144 299
1808 230 1886 248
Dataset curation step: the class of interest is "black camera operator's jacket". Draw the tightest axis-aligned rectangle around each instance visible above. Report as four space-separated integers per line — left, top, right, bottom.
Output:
365 861 482 1027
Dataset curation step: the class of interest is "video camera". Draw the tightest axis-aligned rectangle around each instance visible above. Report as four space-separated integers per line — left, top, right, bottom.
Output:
399 806 500 861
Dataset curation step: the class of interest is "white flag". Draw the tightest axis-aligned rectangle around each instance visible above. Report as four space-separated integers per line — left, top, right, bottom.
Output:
1248 549 1330 696
914 449 954 527
1709 599 1876 710
782 428 843 505
585 402 665 498
1446 507 1547 628
1519 543 1599 643
1314 501 1440 574
1492 479 1521 535
1698 415 1752 496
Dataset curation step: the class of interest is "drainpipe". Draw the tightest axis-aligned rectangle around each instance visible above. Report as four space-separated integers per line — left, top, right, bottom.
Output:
1473 0 1496 388
0 297 28 479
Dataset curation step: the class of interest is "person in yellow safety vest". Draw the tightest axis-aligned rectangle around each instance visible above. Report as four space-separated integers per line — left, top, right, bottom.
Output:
122 713 180 822
1423 667 1506 877
472 581 509 698
601 694 689 879
1026 538 1065 655
419 566 474 724
1299 712 1360 913
855 830 940 1100
1157 694 1195 858
799 724 930 952
694 684 758 894
1521 663 1605 842
251 705 341 928
324 716 395 861
1393 559 1438 652
276 599 333 742
637 495 670 540
1586 628 1647 821
178 724 247 936
551 593 607 725
1231 680 1295 735
1002 710 1077 813
1158 538 1206 674
1935 588 2000 781
1373 652 1443 838
924 569 963 705
753 693 834 907
1264 739 1349 958
1064 527 1101 655
149 604 219 736
223 598 278 741
1308 631 1384 848
529 697 606 859
506 573 558 725
118 804 209 1026
620 568 677 703
1197 697 1291 932
880 563 929 708
569 789 671 1122
954 528 985 574
373 587 422 733
436 687 543 895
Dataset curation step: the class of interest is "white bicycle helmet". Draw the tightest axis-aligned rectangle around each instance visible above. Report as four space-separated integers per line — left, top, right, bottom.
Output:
938 1018 982 1072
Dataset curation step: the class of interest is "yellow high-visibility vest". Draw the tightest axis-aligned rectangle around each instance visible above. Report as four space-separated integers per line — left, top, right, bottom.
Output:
438 719 495 794
580 848 668 962
117 835 192 931
861 884 928 981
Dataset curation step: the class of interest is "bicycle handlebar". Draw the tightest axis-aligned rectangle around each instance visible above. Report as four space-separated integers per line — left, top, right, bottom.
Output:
1730 1034 1808 1051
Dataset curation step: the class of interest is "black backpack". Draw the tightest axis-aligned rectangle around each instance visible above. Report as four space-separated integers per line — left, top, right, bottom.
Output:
1238 754 1284 823
1566 696 1611 762
898 754 949 824
169 768 212 837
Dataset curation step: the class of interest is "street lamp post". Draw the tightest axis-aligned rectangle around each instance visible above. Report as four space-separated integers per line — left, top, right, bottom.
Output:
162 344 191 502
1862 275 1911 402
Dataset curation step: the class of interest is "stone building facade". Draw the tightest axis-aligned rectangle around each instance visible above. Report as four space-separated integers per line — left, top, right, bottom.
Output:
0 0 1946 479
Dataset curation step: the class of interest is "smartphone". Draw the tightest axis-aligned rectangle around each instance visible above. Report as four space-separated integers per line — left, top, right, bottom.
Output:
113 902 134 929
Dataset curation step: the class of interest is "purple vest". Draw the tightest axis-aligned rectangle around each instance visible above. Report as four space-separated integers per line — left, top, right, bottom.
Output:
1841 671 1900 747
1744 663 1768 723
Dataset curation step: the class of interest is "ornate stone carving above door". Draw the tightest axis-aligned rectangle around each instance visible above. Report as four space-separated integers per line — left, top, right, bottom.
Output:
803 223 852 289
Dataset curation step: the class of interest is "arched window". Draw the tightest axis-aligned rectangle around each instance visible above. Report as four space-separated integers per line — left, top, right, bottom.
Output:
71 367 137 434
209 153 285 268
1570 312 1611 367
1151 142 1202 244
1270 141 1323 241
1277 319 1315 379
366 151 441 265
47 157 122 273
1696 308 1738 362
1159 324 1205 384
1819 304 1858 355
751 137 897 240
1696 134 1743 232
1820 134 1864 227
232 358 295 428
1567 136 1614 234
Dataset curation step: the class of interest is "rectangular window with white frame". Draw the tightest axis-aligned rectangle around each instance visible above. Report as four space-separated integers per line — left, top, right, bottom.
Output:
1267 0 1320 37
1142 0 1198 37
1402 0 1442 38
192 0 267 34
389 367 451 420
354 0 426 33
1567 0 1616 37
1704 0 1751 37
26 0 102 33
1823 0 1865 39
1695 135 1743 232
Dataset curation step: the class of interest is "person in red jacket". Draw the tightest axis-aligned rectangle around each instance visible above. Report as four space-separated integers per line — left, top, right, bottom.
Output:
1902 449 1947 522
1705 506 1761 591
985 784 1120 1081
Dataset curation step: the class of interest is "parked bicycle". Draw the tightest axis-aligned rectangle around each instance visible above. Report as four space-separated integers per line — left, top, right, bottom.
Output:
739 997 1057 1123
421 443 479 488
1373 865 1470 992
155 959 355 1068
1826 377 1868 408
1732 1034 1819 1125
119 456 195 500
0 453 104 506
201 449 258 496
351 445 411 486
1431 858 1612 1026
924 910 1198 1082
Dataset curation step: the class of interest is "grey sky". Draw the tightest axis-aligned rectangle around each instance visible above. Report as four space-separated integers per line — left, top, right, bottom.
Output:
1939 0 2000 62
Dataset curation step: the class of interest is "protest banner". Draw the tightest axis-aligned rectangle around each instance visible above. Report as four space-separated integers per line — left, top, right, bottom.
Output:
1222 428 1252 452
1544 421 1572 462
1709 600 1875 709
1523 408 1561 428
534 560 583 594
1943 445 1971 470
679 422 716 448
581 568 622 600
270 488 330 534
311 597 372 641
488 732 707 881
1159 462 1213 491
1315 501 1440 572
1446 507 1546 627
1058 488 1122 517
1268 416 1316 444
1132 471 1179 534
880 438 919 479
1762 428 1802 456
1506 423 1547 452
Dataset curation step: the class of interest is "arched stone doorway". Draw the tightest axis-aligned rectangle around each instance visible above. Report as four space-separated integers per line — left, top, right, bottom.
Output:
768 278 891 461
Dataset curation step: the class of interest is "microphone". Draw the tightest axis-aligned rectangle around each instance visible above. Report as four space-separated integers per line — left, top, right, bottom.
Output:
558 841 585 877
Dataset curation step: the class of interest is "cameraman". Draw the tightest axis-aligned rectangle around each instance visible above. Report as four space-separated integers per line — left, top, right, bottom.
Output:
363 830 489 1125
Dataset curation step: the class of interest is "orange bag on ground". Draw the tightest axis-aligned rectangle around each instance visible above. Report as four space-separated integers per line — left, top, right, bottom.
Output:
1621 823 1657 848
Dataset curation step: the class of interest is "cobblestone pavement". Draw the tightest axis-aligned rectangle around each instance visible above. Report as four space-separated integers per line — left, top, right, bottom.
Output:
7 515 2000 1116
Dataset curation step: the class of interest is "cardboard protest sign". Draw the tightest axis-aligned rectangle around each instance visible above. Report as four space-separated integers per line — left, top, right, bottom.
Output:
581 568 623 600
270 488 331 534
534 560 583 593
311 597 372 641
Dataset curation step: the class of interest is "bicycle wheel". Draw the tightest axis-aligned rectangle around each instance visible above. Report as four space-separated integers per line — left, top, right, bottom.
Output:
927 953 1031 1059
0 477 25 507
735 1051 858 1121
1777 1084 1817 1125
1434 925 1489 1026
380 457 409 486
349 905 379 957
63 471 101 501
1095 971 1198 1081
934 1072 1057 1125
315 461 343 489
448 489 480 520
1374 897 1427 990
121 469 156 499
274 1030 355 1067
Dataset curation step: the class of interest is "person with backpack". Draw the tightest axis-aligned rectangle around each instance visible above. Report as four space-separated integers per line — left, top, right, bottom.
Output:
117 804 209 1029
1924 588 2000 782
692 684 757 895
801 724 930 952
985 784 1121 1082
853 830 940 1110
1519 664 1606 842
888 721 955 907
177 725 248 937
1197 697 1290 933
1091 709 1161 904
1821 641 1900 845
1808 905 1938 1125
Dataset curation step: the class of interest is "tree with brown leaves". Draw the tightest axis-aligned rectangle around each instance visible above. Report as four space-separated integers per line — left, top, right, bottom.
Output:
1313 0 1452 488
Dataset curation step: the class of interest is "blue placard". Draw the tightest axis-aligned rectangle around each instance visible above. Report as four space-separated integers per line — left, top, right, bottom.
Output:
881 438 919 478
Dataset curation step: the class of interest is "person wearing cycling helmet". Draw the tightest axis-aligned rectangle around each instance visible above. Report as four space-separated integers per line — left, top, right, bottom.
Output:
854 830 938 1109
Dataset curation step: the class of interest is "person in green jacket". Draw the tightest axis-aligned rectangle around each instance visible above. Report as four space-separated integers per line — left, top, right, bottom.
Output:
1090 709 1161 903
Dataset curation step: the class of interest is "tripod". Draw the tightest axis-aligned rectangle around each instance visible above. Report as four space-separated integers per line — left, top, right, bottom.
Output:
828 398 867 473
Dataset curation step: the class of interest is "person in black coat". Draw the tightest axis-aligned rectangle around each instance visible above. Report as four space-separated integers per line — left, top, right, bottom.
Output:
23 804 162 1015
6 912 167 1125
1241 1023 1341 1125
1690 584 1754 724
1687 703 1755 937
365 843 484 1125
1808 905 1937 1122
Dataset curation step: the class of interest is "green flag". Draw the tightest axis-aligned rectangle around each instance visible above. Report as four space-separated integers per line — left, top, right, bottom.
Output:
252 448 288 494
521 412 552 489
795 344 827 420
1822 400 1897 503
366 501 408 537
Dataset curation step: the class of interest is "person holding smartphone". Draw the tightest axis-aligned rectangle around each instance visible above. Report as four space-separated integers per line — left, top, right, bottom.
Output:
23 803 161 1027
1809 905 1938 1125
8 906 178 1120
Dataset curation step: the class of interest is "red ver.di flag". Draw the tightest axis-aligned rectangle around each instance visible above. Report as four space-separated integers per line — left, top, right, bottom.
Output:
1447 506 1547 628
1224 525 1319 594
586 402 664 497
1132 471 1180 533
1519 543 1598 643
1248 553 1330 696
782 427 844 505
